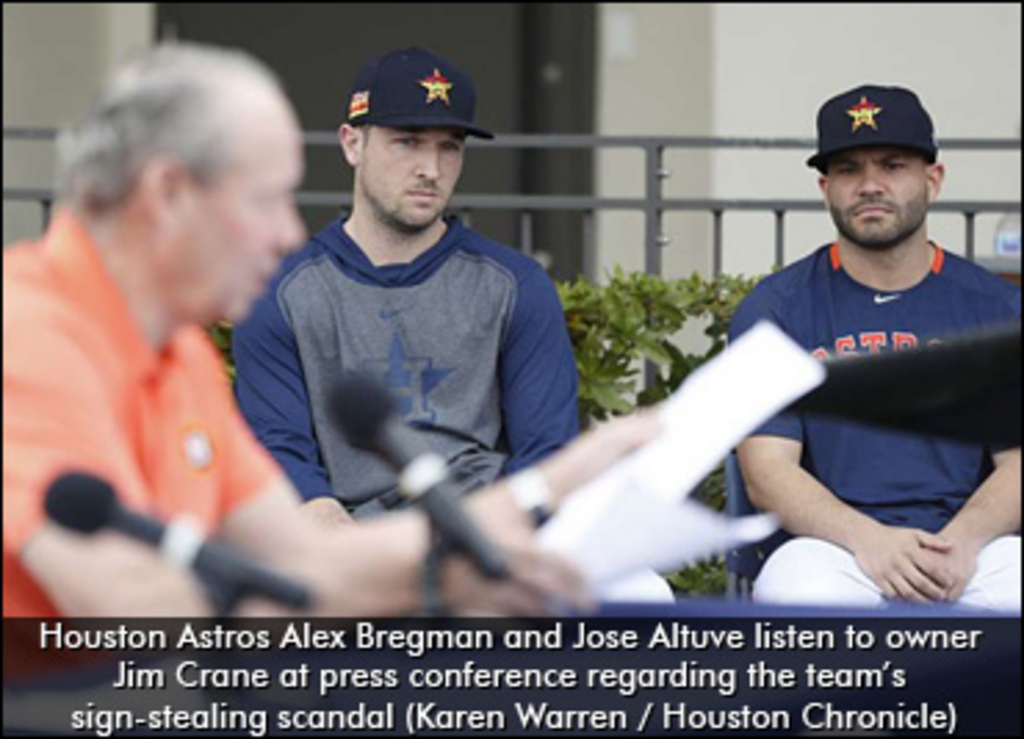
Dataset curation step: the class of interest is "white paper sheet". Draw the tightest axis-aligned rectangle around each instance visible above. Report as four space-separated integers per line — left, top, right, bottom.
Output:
539 321 824 595
598 568 676 602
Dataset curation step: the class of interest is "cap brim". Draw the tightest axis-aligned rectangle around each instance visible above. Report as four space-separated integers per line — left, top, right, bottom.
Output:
353 114 494 139
806 152 828 172
808 142 937 173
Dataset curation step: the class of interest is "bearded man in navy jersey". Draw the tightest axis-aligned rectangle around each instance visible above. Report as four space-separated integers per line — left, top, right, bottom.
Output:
729 85 1020 610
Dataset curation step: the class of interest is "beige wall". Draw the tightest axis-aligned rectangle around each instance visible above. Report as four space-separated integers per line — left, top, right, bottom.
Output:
3 3 153 245
4 2 1020 270
594 4 715 279
595 2 1022 281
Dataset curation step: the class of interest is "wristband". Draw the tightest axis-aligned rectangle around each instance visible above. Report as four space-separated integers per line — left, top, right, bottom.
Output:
398 453 447 499
161 517 204 569
507 469 553 528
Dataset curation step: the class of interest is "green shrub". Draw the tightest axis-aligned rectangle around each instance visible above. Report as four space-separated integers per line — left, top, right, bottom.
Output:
559 267 759 421
208 321 235 383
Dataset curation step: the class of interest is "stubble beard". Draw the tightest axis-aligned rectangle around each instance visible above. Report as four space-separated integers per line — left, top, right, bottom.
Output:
362 181 446 237
831 189 930 253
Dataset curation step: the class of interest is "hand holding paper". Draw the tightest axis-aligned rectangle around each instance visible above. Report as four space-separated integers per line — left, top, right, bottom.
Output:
539 321 825 595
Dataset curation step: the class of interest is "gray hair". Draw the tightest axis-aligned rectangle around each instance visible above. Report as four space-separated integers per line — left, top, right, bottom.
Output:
57 42 283 214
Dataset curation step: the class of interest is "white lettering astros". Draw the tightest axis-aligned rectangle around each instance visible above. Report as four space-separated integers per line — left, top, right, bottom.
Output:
176 623 272 650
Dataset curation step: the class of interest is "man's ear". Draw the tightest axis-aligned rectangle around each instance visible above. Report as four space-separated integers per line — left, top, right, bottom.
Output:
925 161 945 204
133 156 192 224
338 123 365 167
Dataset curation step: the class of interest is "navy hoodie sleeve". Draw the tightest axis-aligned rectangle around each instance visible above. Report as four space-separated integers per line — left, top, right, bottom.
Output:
500 266 580 473
232 287 335 501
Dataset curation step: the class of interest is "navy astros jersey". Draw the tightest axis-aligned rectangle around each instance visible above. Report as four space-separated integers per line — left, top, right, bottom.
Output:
729 243 1021 533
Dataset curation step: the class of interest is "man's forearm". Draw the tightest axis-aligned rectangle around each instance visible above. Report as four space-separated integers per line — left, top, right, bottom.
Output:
739 442 884 553
238 413 661 618
941 450 1021 552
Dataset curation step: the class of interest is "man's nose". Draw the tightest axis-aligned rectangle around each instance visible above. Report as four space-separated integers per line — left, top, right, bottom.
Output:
855 165 886 196
415 148 441 180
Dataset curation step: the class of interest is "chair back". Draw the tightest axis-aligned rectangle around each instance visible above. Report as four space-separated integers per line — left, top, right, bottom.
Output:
725 451 790 599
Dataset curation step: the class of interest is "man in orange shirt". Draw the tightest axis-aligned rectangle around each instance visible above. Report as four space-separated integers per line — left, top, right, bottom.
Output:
3 42 657 618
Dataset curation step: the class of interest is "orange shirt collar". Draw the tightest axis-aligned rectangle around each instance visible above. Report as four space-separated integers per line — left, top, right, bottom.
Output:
829 242 945 274
44 209 162 379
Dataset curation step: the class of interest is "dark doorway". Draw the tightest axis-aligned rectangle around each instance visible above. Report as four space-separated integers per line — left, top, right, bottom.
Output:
157 3 593 279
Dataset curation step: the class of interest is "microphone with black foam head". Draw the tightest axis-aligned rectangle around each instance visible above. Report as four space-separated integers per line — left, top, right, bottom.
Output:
330 375 511 581
788 322 1021 446
45 472 314 613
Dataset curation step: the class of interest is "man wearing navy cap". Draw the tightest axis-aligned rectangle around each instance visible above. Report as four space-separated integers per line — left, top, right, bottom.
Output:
234 48 579 525
729 85 1021 610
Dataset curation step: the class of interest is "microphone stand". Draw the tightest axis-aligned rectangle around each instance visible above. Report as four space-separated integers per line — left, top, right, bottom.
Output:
330 376 511 614
421 522 454 617
195 569 246 619
419 508 510 617
399 467 511 616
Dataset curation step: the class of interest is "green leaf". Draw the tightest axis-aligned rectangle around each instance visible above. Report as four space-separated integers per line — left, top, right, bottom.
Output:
634 336 673 366
585 382 636 415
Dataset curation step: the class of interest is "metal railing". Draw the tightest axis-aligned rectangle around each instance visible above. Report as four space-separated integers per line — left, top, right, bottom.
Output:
5 128 1020 276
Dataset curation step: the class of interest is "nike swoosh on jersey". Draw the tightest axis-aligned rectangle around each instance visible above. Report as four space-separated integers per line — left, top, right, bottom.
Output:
873 294 901 305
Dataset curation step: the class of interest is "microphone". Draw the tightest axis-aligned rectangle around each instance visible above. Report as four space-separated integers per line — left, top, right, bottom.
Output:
330 375 510 580
788 322 1021 446
45 472 314 613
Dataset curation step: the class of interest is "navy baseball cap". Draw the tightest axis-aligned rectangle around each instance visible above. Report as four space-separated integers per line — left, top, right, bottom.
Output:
345 47 493 139
808 84 938 172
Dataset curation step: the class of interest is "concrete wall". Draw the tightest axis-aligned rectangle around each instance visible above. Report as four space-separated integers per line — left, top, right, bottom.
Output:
594 3 1021 281
594 4 715 279
3 3 153 245
5 2 1020 270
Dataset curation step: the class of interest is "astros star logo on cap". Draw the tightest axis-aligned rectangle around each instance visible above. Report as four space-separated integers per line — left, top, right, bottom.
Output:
419 68 453 106
847 96 882 132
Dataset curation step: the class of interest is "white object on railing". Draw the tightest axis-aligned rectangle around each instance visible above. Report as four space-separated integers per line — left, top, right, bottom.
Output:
994 213 1021 257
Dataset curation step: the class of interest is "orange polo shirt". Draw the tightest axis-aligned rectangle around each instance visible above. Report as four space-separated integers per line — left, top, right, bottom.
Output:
3 210 283 618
